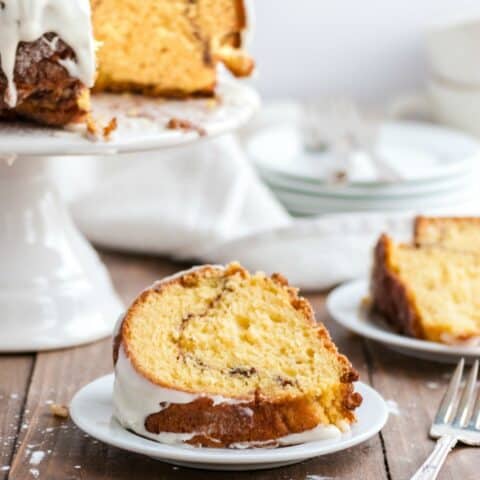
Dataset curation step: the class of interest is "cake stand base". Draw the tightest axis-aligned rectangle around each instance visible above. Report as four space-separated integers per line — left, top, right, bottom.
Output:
0 157 123 352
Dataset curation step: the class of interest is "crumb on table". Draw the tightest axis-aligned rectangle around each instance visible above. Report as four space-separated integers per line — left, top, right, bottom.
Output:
49 403 69 419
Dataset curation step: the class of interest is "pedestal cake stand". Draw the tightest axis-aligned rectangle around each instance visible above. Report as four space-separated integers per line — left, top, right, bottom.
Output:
0 80 259 352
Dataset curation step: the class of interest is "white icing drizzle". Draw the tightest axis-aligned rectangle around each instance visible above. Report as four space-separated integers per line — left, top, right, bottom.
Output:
113 346 250 443
0 0 95 107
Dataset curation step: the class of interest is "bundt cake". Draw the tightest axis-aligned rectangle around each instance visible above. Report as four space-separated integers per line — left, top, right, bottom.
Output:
415 216 480 252
0 0 253 126
113 263 362 448
371 233 480 344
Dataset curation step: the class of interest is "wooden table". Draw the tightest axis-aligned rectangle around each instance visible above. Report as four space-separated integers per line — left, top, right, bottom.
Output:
1 251 478 480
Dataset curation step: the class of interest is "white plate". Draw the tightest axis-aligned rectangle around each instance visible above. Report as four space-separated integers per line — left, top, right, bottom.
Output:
0 80 259 157
327 279 480 363
248 122 480 185
70 375 388 471
261 168 473 199
273 185 475 215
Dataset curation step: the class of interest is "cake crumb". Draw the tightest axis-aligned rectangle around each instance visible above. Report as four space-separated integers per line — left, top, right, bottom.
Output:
86 116 117 141
49 403 69 418
103 117 117 140
360 296 372 309
166 118 207 136
86 116 99 138
426 382 439 390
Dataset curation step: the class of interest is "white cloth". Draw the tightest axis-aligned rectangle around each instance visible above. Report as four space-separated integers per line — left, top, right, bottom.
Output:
63 134 477 290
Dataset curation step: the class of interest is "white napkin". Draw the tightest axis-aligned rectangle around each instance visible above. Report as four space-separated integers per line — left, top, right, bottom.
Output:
65 133 478 291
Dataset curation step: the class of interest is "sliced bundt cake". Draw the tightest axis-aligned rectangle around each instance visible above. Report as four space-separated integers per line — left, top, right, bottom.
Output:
371 234 480 344
0 0 252 126
113 263 362 448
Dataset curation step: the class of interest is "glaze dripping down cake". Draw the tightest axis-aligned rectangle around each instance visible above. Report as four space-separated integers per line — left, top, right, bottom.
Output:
0 0 95 126
113 263 362 448
0 0 253 126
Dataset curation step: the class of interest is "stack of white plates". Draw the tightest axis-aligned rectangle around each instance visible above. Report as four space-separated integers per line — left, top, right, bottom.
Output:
246 121 480 216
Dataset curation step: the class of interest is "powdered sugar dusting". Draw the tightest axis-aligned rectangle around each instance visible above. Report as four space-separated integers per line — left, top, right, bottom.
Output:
386 399 400 416
29 451 45 466
306 476 335 480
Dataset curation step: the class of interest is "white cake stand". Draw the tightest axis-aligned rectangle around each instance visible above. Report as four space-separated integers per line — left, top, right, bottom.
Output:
0 80 259 352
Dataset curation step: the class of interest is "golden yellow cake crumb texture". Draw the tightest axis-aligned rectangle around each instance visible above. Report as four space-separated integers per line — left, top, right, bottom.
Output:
386 239 480 342
91 0 251 96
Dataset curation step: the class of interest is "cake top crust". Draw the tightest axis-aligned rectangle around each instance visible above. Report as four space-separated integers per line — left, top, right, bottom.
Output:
0 0 95 107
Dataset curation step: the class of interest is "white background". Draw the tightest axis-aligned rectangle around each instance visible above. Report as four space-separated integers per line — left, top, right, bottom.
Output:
250 0 480 102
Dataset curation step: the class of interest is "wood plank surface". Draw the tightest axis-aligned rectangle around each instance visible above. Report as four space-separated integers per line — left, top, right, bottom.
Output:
367 344 479 480
0 356 34 480
3 250 479 479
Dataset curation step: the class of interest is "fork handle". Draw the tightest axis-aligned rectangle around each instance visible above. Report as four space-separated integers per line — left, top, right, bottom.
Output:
410 435 458 480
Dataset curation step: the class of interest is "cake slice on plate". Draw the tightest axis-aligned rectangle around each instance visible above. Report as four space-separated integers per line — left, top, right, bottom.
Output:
113 263 362 448
371 234 480 344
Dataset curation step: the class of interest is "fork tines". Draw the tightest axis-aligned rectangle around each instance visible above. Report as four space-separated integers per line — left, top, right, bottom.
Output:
432 358 480 439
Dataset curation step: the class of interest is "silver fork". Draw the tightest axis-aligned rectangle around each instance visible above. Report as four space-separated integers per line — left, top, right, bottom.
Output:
411 358 480 480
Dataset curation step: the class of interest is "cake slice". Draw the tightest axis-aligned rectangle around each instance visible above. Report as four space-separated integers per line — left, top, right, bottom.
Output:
0 0 95 126
415 216 480 252
371 234 480 344
92 0 254 97
113 263 362 448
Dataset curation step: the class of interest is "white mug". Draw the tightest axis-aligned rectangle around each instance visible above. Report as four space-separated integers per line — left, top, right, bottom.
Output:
427 15 480 87
390 79 480 138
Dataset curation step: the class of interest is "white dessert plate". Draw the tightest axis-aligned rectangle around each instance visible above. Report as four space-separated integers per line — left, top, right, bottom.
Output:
327 279 480 364
0 80 259 157
261 168 473 198
248 121 480 185
70 375 388 471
